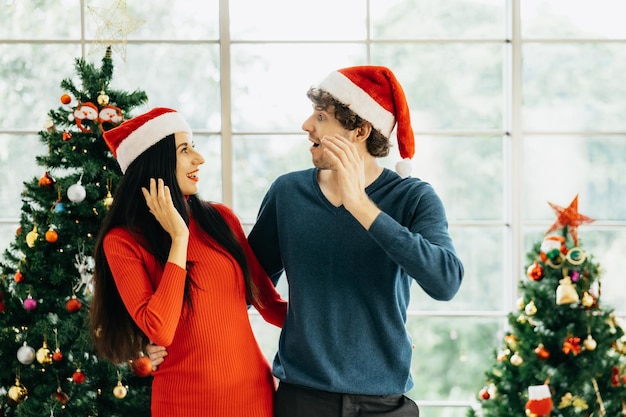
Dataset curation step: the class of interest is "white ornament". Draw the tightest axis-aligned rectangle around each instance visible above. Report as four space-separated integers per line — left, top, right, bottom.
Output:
67 178 86 203
74 247 95 295
17 342 36 365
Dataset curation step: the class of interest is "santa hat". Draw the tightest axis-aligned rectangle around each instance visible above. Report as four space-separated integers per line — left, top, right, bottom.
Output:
317 66 415 177
103 107 191 174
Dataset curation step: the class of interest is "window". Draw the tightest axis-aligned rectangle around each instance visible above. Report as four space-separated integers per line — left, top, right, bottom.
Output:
1 1 624 415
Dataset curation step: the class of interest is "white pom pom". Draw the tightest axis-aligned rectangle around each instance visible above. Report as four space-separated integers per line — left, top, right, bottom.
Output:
395 158 412 178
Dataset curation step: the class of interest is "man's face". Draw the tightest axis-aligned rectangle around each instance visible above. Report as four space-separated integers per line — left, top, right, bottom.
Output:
302 104 353 169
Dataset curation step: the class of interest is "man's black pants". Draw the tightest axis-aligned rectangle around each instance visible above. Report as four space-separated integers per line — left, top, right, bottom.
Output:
274 382 420 417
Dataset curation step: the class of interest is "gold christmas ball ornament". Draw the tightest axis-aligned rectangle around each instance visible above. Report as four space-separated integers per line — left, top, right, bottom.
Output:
36 341 53 365
496 348 510 362
8 380 28 403
97 91 110 106
583 335 597 351
525 300 538 316
510 352 524 366
113 381 128 399
581 291 594 308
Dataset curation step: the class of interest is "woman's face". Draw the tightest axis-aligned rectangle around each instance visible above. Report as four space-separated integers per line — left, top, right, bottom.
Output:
174 132 205 195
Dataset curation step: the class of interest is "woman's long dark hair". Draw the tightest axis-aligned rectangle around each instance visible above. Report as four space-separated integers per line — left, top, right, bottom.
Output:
90 134 258 363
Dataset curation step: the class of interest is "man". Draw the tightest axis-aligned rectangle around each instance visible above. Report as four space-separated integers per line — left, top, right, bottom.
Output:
148 66 464 416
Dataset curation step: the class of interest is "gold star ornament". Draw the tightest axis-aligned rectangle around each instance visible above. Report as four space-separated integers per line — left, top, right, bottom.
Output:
545 194 595 245
87 0 146 61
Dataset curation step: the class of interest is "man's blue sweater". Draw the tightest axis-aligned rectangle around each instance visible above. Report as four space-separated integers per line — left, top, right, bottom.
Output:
248 168 464 395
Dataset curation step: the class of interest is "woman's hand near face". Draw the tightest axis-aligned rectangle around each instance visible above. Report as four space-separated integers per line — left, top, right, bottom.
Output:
142 178 189 268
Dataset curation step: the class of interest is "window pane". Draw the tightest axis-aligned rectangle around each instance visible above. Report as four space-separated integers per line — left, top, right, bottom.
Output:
230 44 367 132
1 0 81 39
371 0 506 39
523 44 626 131
522 135 626 221
233 135 311 221
249 277 289 360
522 0 626 39
0 44 82 130
410 227 506 311
372 44 504 130
581 229 626 313
230 0 366 40
120 0 219 40
381 135 504 221
193 134 222 203
0 224 17 257
114 44 221 131
0 134 46 217
406 317 504 401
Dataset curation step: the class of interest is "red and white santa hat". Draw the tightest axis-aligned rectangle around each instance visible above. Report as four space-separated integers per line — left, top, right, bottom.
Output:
103 107 191 173
317 65 415 177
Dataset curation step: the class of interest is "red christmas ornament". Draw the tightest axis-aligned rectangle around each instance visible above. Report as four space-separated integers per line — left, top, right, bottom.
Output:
479 387 490 400
45 228 58 243
612 366 621 387
53 348 63 362
62 131 72 141
526 261 544 281
131 355 153 377
66 296 82 313
38 171 56 188
534 344 550 360
60 94 72 105
0 291 5 313
72 369 85 383
14 271 24 283
52 387 69 403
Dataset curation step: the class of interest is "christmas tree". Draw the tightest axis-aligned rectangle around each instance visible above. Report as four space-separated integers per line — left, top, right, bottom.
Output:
468 195 626 417
0 47 152 416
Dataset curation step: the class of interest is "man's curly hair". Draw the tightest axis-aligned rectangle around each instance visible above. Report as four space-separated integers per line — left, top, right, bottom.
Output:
306 87 391 158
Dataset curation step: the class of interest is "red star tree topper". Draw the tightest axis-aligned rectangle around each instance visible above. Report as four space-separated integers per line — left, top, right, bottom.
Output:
545 194 595 245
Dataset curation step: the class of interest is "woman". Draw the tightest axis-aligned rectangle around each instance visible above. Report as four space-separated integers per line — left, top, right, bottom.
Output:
90 107 286 417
